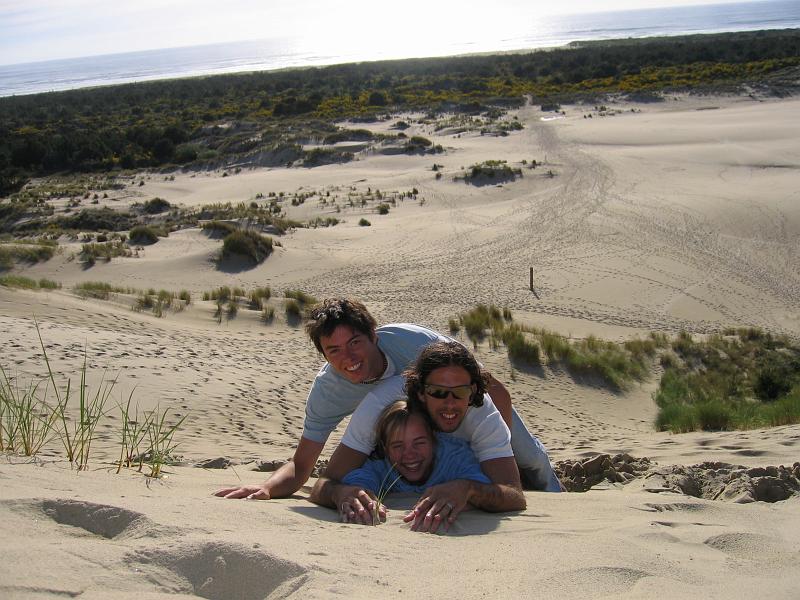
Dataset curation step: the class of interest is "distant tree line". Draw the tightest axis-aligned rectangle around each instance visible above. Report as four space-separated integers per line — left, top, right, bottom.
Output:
1 28 798 196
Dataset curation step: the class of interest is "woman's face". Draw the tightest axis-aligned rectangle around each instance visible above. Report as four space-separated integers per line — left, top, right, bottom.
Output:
387 413 435 484
420 366 475 433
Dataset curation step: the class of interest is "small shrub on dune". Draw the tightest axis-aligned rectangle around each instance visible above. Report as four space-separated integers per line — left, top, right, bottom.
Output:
178 290 191 304
359 218 371 227
142 197 171 214
129 225 160 245
376 204 390 215
221 230 274 264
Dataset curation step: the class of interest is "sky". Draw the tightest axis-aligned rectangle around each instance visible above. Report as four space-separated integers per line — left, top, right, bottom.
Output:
0 0 767 66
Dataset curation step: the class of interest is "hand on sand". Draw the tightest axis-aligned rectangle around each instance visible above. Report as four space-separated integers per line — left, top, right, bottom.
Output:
334 486 386 525
213 484 271 500
404 480 470 533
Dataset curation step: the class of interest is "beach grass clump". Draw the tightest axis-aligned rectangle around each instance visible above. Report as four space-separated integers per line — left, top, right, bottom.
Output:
457 160 522 184
0 241 56 267
221 230 274 264
80 239 132 265
178 290 191 304
452 304 656 388
0 275 62 291
358 218 371 227
141 197 171 214
201 220 239 237
0 363 54 456
307 216 340 228
128 225 162 245
74 281 130 300
204 286 232 302
261 306 276 323
285 299 302 320
248 286 272 309
284 289 317 306
654 329 800 432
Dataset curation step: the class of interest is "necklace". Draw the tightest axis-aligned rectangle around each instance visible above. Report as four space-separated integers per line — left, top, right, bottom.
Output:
359 352 388 385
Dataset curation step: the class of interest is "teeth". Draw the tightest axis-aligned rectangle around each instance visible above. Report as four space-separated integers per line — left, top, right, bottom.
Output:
442 413 456 419
345 362 362 372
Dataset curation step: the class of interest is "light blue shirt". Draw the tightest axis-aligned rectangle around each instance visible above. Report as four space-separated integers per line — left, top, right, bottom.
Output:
342 433 490 494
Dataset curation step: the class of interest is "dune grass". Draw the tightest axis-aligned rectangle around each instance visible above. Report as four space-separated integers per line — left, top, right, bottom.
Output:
221 229 275 264
74 281 131 300
654 329 800 432
0 241 56 268
0 321 186 476
0 275 61 290
454 304 664 389
80 239 132 265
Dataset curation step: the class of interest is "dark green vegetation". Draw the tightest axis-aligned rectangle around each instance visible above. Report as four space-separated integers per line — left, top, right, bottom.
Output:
452 304 666 389
655 329 800 433
458 160 522 184
1 29 798 196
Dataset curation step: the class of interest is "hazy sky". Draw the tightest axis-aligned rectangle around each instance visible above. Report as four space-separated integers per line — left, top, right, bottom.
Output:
0 0 764 66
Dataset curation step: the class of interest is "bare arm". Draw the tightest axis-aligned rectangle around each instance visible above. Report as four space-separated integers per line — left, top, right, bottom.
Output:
486 373 512 430
405 456 525 532
214 436 324 500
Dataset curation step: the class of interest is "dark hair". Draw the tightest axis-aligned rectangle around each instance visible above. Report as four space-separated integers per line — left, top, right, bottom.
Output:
305 298 378 354
404 341 487 419
374 399 436 459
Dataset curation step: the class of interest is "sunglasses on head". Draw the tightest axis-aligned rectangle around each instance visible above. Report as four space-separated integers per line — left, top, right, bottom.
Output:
423 383 474 401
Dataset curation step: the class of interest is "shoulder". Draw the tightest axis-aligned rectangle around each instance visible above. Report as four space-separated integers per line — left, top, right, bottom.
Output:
377 324 449 346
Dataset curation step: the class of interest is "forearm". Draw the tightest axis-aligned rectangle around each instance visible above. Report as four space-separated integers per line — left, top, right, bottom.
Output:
262 460 310 499
466 480 526 512
309 476 339 508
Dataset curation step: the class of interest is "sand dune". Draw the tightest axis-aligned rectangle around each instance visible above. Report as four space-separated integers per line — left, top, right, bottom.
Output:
2 93 799 598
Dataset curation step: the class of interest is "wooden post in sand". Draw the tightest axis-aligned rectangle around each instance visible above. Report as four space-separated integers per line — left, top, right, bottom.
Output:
529 267 534 292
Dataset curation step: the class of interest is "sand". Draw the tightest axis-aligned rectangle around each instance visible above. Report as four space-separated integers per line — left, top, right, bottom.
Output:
1 93 799 599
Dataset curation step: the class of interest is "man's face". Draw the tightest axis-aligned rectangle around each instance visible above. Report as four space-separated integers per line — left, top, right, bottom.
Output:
320 325 384 384
386 413 435 484
420 366 475 433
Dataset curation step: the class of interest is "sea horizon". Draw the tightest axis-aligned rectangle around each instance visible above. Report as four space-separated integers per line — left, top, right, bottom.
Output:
2 0 799 98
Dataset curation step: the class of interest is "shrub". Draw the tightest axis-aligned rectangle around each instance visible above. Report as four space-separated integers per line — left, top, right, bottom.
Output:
129 225 160 245
376 204 390 215
358 218 371 227
142 197 171 214
201 220 239 237
221 230 274 264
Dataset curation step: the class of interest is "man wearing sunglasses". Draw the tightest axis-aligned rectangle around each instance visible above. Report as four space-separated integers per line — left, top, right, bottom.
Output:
215 298 560 504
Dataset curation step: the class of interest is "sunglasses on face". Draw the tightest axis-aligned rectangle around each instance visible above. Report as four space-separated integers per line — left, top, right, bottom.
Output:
423 383 474 401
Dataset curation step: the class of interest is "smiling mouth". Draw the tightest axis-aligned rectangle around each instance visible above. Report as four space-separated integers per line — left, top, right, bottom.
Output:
345 362 362 373
401 461 423 472
441 412 457 420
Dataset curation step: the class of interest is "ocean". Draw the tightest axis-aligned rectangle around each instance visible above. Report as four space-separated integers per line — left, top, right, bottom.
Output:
1 0 799 98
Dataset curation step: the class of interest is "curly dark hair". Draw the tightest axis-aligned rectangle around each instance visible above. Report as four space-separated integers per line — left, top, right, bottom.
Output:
404 341 487 417
305 298 378 354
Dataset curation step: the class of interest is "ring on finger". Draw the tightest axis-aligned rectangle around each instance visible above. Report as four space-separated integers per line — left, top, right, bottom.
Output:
445 502 455 511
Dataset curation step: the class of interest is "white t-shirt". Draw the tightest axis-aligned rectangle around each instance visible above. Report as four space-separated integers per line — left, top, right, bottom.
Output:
340 375 513 463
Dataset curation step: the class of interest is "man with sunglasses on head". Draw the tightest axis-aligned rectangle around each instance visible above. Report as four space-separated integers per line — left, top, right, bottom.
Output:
215 298 560 504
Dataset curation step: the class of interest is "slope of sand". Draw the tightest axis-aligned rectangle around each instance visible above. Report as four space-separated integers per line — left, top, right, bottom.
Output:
2 94 799 599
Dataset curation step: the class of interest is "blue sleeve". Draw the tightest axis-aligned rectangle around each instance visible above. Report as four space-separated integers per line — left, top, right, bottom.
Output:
428 435 491 485
341 458 389 493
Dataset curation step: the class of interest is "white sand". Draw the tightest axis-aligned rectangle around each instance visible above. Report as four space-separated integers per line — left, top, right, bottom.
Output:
1 93 799 599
